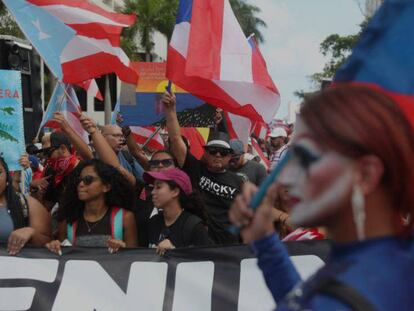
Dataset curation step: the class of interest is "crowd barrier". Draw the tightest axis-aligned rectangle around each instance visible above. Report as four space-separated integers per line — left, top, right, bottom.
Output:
0 240 330 310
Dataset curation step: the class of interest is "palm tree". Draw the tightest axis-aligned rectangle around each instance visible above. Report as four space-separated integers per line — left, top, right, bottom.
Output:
122 0 178 61
230 0 267 43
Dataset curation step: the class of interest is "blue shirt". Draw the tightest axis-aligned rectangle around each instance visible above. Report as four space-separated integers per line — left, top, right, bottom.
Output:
0 207 14 243
253 233 414 310
117 151 144 181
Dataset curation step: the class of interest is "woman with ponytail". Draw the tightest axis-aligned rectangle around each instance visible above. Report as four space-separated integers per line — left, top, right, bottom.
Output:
144 168 212 255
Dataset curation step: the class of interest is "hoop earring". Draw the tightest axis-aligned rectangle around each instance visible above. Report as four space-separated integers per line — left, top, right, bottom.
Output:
351 184 365 241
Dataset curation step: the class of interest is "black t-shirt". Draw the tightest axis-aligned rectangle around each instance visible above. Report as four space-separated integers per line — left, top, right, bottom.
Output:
182 151 243 245
147 211 211 248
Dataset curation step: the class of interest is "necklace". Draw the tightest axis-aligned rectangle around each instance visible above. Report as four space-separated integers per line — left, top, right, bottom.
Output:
83 212 106 233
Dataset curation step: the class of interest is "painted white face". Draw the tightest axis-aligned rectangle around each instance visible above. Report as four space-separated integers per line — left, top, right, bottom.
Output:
279 118 355 227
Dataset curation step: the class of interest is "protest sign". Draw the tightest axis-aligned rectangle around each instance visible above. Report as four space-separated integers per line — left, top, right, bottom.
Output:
0 70 25 171
0 241 329 310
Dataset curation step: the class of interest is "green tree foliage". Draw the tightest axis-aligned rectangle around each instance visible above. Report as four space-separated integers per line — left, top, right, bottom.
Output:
0 3 24 38
310 19 369 85
230 0 266 43
121 0 178 61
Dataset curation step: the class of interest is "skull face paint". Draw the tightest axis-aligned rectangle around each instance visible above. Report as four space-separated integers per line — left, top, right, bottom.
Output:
279 118 355 228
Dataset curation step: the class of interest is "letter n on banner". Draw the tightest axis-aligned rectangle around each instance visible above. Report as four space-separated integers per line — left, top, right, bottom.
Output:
53 261 168 310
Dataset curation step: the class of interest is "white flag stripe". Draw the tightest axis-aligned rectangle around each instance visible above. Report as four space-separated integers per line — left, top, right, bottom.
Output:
41 5 130 27
213 80 280 123
220 0 253 83
61 36 130 66
170 22 191 58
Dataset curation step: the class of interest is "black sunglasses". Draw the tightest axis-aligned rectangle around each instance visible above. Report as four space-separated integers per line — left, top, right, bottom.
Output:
77 175 99 186
148 159 174 168
35 146 58 157
205 147 232 156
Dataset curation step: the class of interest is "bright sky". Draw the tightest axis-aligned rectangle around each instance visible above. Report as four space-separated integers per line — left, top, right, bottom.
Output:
248 0 365 121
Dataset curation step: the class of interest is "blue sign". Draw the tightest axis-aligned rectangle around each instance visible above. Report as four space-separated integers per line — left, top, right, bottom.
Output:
0 70 25 171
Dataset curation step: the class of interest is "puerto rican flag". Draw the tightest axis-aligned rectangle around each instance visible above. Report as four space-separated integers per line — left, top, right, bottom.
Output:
39 83 88 142
334 0 414 129
130 126 165 151
167 0 280 124
3 0 138 85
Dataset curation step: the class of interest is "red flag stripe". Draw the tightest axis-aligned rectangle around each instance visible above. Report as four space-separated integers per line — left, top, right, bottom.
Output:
187 0 224 80
27 0 136 26
62 52 138 85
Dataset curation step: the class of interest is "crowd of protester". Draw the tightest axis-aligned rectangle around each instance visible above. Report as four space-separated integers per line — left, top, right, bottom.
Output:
1 85 413 309
0 91 295 255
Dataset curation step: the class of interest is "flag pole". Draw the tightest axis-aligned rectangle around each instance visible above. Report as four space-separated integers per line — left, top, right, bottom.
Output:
141 126 162 149
34 81 65 142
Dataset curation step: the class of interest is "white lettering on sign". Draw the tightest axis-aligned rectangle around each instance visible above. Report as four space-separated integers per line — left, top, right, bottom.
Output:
0 256 59 311
238 258 275 311
172 262 215 311
52 260 168 311
238 256 324 311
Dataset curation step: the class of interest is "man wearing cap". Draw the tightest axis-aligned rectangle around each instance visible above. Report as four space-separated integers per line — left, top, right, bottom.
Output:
229 139 267 186
268 127 289 170
162 92 243 245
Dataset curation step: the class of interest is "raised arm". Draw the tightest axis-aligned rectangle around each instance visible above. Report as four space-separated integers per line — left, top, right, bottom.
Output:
53 112 93 160
162 92 187 167
80 114 136 186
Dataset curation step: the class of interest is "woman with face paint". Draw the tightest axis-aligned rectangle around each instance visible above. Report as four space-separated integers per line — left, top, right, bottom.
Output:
229 85 414 310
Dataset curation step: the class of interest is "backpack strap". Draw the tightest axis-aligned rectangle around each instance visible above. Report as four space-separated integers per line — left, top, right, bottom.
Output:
182 213 202 246
111 207 124 240
318 278 377 311
67 221 78 246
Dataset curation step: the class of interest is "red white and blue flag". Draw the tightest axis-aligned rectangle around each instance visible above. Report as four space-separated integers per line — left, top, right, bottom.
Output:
130 126 165 151
334 0 414 129
3 0 138 85
39 83 88 142
167 0 280 123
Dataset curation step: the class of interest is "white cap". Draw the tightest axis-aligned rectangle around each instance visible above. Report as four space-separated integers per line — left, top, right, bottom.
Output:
269 127 288 138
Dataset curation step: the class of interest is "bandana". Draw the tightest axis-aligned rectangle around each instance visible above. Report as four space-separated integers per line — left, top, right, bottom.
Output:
46 155 78 186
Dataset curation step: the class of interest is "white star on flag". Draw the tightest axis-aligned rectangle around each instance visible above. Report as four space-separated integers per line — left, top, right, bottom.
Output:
32 19 51 40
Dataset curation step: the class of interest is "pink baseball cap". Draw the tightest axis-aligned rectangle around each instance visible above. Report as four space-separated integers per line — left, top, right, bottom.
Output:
143 168 193 196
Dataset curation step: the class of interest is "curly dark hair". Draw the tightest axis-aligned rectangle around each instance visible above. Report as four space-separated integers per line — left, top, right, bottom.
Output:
58 159 135 224
0 156 25 228
166 181 208 223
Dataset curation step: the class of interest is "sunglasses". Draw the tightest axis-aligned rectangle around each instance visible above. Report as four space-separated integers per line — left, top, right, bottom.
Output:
36 146 58 157
77 175 99 186
205 147 232 157
148 159 174 168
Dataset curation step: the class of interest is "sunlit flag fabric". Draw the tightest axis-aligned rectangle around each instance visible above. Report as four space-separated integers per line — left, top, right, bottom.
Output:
167 0 280 124
39 83 88 142
3 0 138 85
334 0 414 128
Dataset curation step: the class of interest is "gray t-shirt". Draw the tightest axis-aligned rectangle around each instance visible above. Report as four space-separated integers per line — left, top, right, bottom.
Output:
231 160 267 186
0 207 14 243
